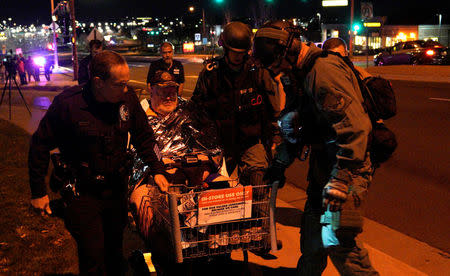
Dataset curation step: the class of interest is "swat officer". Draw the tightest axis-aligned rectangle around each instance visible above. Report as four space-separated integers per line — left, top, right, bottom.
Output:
191 21 284 191
147 42 185 96
253 21 379 275
29 50 169 275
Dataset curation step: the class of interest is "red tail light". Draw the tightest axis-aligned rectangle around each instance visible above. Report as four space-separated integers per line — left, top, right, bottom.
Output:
426 50 435 56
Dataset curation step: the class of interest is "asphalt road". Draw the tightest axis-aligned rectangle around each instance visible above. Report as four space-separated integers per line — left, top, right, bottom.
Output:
128 60 450 252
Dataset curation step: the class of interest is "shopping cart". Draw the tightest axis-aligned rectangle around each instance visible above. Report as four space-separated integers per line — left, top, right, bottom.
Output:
148 180 280 264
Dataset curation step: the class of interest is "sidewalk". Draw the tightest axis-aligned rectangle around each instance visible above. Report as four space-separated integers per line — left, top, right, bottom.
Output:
16 67 77 91
1 70 449 275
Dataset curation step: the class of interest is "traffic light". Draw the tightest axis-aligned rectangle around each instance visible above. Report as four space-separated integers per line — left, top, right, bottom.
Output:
214 0 224 4
265 0 274 3
352 23 361 33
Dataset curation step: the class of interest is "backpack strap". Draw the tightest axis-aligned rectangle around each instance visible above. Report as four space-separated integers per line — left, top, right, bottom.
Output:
325 51 382 121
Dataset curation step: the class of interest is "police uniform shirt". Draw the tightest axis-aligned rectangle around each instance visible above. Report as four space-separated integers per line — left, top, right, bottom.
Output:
146 59 185 85
28 84 165 198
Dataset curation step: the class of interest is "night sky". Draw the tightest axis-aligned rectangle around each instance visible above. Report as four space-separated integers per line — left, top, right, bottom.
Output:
0 0 448 26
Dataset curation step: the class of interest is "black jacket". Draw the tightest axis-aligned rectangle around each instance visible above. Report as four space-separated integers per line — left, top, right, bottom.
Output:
28 84 165 198
146 59 185 85
78 54 92 85
190 57 276 159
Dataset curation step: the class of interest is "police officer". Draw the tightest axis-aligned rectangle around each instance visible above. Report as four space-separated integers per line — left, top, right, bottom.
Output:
147 42 185 96
29 50 169 275
191 21 283 191
78 39 103 85
253 21 379 275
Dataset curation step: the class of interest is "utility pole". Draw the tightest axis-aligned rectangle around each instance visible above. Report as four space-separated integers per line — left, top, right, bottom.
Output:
50 0 59 70
69 0 78 80
349 0 354 58
202 8 207 53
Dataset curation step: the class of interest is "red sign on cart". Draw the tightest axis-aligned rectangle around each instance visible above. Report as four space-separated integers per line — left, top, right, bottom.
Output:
198 186 253 225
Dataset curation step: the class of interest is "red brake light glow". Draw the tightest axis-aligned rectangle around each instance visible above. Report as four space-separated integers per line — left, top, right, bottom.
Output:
426 50 435 56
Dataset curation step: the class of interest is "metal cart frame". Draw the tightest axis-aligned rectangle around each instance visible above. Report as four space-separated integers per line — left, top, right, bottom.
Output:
149 181 280 263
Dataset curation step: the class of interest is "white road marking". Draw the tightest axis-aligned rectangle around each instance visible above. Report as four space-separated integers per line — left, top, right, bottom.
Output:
429 97 450 102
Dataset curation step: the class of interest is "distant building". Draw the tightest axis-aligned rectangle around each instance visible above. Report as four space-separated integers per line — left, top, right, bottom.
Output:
321 24 450 49
418 25 449 47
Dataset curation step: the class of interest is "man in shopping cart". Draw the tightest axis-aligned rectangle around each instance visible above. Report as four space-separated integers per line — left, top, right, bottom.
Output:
129 70 222 221
128 70 225 273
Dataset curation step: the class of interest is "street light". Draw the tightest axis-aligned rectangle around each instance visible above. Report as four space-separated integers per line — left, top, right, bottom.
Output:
437 14 442 43
189 6 195 13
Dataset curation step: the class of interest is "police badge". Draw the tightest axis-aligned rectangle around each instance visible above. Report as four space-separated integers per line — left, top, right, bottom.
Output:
119 104 129 122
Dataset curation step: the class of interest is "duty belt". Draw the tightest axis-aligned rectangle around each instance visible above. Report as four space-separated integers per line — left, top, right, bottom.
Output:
76 162 126 199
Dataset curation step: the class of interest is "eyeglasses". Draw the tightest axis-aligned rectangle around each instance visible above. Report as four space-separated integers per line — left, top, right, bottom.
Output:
154 86 178 99
112 81 128 89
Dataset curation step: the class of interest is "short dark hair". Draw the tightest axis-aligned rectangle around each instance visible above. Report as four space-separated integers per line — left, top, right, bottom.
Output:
89 39 103 50
89 50 127 80
322 37 347 52
160 42 174 51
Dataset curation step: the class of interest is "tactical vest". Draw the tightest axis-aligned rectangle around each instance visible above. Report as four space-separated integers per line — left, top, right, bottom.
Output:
202 58 271 156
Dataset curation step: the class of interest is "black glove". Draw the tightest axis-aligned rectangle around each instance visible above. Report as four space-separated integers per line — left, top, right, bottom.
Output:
322 179 349 212
264 161 286 188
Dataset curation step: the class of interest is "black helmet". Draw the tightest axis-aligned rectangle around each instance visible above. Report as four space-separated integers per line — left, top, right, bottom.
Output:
219 22 253 52
253 21 301 67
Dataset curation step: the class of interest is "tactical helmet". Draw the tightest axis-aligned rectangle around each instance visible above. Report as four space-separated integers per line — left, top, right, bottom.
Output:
219 22 253 52
253 20 302 67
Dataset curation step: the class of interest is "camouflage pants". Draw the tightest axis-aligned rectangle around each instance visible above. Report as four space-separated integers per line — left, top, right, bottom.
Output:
297 164 379 276
237 143 269 187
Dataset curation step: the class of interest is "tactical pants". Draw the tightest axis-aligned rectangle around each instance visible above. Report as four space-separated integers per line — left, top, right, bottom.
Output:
64 194 128 276
238 142 269 185
296 171 379 276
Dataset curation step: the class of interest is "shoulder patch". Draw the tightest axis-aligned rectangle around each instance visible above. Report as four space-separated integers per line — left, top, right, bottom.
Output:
204 57 221 72
205 60 218 71
119 104 130 122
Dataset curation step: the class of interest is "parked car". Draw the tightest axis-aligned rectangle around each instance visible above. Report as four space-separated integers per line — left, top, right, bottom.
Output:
374 40 449 66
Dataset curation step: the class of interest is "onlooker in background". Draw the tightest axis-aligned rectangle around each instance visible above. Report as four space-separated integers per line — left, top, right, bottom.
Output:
17 54 27 85
44 57 53 81
146 42 185 96
78 39 103 85
25 56 36 83
0 60 5 82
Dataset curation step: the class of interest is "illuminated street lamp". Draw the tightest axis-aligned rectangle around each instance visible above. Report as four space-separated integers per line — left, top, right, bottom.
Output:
189 6 195 13
437 14 442 43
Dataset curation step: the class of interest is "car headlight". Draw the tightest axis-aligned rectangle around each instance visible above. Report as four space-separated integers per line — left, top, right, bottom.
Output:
442 51 447 56
33 56 46 67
